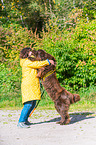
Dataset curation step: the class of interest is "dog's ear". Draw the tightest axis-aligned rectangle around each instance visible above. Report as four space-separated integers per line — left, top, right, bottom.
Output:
45 53 56 62
37 49 45 60
45 53 49 59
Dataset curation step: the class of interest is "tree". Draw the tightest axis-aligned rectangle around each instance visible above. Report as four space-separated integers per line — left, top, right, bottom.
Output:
0 0 55 32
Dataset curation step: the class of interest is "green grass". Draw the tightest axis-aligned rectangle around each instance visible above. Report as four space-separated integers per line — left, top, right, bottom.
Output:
0 86 96 112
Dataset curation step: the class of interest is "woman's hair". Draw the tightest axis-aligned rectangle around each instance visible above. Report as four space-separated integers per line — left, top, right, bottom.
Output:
20 47 31 58
20 47 40 61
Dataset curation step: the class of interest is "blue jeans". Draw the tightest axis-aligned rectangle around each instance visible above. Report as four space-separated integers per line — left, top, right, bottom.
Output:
19 100 36 122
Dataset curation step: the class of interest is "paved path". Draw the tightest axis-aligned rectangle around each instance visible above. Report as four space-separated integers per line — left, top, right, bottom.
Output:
0 110 96 145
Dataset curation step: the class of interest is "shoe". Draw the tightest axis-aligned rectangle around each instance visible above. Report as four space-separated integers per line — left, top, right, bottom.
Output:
17 122 30 128
25 120 33 125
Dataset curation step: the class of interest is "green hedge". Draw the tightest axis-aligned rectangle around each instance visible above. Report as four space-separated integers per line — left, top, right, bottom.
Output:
35 19 96 90
0 19 96 107
0 63 22 106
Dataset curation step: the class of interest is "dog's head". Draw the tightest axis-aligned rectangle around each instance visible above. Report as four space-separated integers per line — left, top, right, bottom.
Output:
31 49 40 59
32 49 56 62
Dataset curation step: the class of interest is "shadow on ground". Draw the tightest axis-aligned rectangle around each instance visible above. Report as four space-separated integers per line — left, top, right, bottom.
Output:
31 112 95 125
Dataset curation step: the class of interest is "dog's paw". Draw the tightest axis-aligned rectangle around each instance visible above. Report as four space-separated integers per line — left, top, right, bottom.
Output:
64 118 71 125
56 121 65 125
56 121 61 124
56 119 70 125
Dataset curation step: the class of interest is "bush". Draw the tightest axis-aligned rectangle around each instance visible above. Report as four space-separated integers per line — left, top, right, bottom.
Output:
0 63 22 107
0 0 55 32
0 1 96 108
35 19 96 90
0 25 36 63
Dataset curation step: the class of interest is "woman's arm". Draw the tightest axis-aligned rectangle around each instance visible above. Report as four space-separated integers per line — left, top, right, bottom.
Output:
24 59 54 69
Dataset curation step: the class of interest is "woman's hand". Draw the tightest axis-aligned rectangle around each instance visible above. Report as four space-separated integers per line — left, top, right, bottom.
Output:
49 60 55 65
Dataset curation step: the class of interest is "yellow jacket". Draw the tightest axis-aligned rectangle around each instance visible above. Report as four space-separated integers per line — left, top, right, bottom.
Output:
20 58 49 104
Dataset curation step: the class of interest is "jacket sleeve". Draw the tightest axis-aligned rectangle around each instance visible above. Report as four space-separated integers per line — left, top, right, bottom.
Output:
25 59 50 69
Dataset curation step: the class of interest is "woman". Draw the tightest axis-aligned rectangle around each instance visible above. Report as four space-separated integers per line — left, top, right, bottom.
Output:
17 47 54 128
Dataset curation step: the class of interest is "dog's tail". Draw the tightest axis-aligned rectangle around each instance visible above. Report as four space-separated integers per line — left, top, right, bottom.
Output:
73 94 80 103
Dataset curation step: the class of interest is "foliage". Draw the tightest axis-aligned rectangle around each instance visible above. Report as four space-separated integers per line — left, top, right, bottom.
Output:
0 63 22 108
0 0 96 108
48 0 96 30
0 25 38 62
0 0 55 32
1 0 95 31
35 19 96 90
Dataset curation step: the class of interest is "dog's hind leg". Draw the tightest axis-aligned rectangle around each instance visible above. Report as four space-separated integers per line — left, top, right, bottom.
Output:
55 105 65 125
54 99 70 125
64 112 71 125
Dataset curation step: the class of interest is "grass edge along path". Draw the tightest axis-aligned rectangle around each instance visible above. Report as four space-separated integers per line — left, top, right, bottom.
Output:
0 86 96 112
